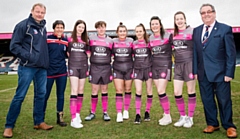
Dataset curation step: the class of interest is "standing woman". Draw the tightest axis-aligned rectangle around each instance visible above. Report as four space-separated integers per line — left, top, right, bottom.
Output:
43 20 68 127
149 16 173 126
112 23 133 122
132 23 153 124
68 20 89 128
85 21 113 121
172 11 196 128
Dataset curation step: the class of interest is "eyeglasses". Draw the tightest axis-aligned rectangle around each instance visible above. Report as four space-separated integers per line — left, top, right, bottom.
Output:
200 10 215 15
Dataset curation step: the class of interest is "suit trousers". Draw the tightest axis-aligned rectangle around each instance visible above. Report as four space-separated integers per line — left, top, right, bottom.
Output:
198 73 236 129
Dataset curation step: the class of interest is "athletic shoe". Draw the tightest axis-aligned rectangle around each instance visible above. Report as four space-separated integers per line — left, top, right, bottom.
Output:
159 113 172 126
76 113 82 123
116 113 123 123
85 113 95 121
134 114 141 124
71 118 83 128
123 110 129 120
174 115 187 127
103 113 111 121
144 111 150 121
183 116 193 128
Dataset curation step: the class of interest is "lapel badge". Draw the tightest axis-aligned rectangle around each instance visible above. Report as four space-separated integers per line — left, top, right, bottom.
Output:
214 27 217 30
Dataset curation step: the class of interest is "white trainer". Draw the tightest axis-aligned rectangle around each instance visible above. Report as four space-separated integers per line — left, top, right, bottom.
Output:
183 116 193 128
116 113 123 123
123 110 129 120
174 115 187 127
71 117 83 128
76 113 82 123
159 113 172 126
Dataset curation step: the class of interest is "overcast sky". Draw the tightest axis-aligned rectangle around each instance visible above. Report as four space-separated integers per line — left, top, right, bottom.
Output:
0 0 239 33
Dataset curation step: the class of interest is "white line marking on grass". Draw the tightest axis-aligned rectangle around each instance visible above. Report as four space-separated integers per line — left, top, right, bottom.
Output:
232 80 240 83
0 87 16 93
0 84 33 93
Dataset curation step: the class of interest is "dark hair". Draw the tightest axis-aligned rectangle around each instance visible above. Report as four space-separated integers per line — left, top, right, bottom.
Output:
200 3 216 13
71 20 89 45
135 23 148 43
95 21 106 28
173 11 186 36
150 16 165 39
116 22 127 33
52 20 65 29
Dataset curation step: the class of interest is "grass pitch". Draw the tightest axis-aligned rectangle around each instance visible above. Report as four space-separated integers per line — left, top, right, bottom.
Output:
0 67 240 139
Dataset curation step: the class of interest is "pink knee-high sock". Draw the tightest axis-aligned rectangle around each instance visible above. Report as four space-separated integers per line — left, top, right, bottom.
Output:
159 93 170 114
102 93 108 113
116 94 123 113
91 95 98 114
135 94 141 115
188 93 196 117
124 92 131 111
76 94 83 114
70 96 77 120
146 95 153 113
175 95 186 116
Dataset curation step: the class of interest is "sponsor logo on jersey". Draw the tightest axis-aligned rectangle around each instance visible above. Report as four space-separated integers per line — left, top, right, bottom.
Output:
116 48 128 53
173 40 184 46
152 46 161 52
152 46 165 54
71 48 84 52
173 40 187 49
95 47 106 52
73 42 84 48
116 53 129 56
135 48 148 57
136 48 147 54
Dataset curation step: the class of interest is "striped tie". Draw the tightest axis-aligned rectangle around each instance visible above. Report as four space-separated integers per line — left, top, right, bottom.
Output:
202 26 210 47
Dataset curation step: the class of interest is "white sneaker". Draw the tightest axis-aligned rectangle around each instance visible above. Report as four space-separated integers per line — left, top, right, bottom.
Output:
123 110 129 120
76 113 82 123
183 117 193 128
159 113 172 126
103 112 111 121
174 115 187 127
71 117 83 128
116 113 123 123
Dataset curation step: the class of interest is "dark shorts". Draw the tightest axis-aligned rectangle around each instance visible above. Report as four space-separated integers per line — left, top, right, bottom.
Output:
152 61 172 81
113 68 133 80
68 67 88 79
133 67 152 81
174 61 194 82
89 64 112 85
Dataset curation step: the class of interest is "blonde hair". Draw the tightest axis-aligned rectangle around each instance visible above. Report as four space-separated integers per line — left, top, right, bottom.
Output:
31 3 46 11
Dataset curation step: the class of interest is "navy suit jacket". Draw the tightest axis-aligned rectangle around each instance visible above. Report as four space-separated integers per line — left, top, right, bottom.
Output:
193 21 236 82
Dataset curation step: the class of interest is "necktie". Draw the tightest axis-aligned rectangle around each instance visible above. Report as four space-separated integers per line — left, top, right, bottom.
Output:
202 26 210 47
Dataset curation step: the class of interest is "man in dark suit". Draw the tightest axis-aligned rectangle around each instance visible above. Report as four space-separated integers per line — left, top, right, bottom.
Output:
193 3 237 138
